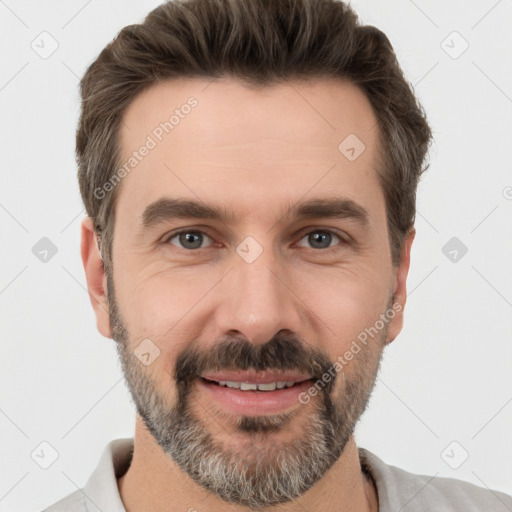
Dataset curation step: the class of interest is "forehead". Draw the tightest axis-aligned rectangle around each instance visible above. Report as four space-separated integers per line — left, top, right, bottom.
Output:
115 77 383 228
120 77 379 152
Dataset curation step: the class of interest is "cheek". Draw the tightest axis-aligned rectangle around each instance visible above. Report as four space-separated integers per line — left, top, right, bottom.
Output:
116 269 213 370
301 266 391 357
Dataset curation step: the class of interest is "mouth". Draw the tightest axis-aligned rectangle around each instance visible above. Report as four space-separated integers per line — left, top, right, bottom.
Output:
197 371 315 416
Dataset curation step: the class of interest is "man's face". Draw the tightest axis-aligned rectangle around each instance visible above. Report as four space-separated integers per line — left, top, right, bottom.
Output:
90 78 412 508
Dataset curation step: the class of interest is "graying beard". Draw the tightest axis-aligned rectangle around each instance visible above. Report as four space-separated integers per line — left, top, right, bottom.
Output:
156 403 344 509
111 279 384 509
120 355 368 509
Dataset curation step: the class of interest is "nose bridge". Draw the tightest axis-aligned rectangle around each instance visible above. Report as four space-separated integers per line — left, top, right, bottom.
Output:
215 235 302 345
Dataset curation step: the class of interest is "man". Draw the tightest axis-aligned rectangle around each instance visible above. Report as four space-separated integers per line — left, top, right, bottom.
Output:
44 0 512 510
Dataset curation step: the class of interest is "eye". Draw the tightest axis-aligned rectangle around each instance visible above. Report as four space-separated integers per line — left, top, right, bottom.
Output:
295 229 343 250
162 228 346 252
164 230 213 250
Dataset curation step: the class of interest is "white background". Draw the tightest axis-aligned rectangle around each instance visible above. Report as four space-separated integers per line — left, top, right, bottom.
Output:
1 1 511 510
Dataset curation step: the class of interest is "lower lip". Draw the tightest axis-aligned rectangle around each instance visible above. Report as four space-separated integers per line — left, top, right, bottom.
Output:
197 378 314 416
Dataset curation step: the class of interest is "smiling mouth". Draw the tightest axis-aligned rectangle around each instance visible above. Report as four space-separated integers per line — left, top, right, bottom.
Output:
196 372 316 416
198 369 314 416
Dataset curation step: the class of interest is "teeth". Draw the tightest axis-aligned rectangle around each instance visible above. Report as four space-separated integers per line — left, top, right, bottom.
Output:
257 382 277 391
240 382 258 391
217 380 297 391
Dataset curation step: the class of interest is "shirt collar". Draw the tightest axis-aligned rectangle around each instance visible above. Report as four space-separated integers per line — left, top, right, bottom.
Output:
82 438 133 511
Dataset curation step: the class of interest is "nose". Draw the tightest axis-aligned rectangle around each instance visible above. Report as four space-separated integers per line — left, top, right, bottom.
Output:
213 242 303 346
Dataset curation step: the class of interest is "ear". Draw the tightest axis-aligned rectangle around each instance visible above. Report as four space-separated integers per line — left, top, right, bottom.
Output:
386 228 415 344
81 217 113 339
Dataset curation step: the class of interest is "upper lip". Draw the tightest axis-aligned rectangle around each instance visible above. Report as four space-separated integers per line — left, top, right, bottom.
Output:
201 370 313 384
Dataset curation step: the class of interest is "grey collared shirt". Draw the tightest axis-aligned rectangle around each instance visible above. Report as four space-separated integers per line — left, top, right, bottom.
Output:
43 438 512 511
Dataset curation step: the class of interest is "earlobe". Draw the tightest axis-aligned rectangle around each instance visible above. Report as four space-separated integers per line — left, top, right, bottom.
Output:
386 228 415 344
81 217 113 339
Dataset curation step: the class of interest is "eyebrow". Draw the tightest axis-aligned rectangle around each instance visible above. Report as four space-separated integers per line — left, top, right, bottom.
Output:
140 196 369 231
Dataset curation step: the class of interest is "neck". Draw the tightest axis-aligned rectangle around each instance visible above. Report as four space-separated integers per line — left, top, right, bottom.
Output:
118 415 378 512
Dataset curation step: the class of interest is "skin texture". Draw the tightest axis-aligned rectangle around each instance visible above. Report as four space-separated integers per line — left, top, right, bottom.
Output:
81 77 414 512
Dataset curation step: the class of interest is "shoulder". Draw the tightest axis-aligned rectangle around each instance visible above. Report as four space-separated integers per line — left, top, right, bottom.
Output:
41 438 133 512
42 490 86 512
359 448 512 511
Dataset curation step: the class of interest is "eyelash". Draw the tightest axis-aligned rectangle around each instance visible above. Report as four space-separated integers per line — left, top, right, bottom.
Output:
161 228 348 252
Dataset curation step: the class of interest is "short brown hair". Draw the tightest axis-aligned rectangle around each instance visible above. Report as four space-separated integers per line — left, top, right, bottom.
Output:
77 0 432 273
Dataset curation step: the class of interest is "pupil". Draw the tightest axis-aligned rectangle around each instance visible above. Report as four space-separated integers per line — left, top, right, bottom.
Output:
311 232 330 248
181 232 202 249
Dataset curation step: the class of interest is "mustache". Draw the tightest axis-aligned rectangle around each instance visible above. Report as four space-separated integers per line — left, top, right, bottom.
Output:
174 332 336 393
